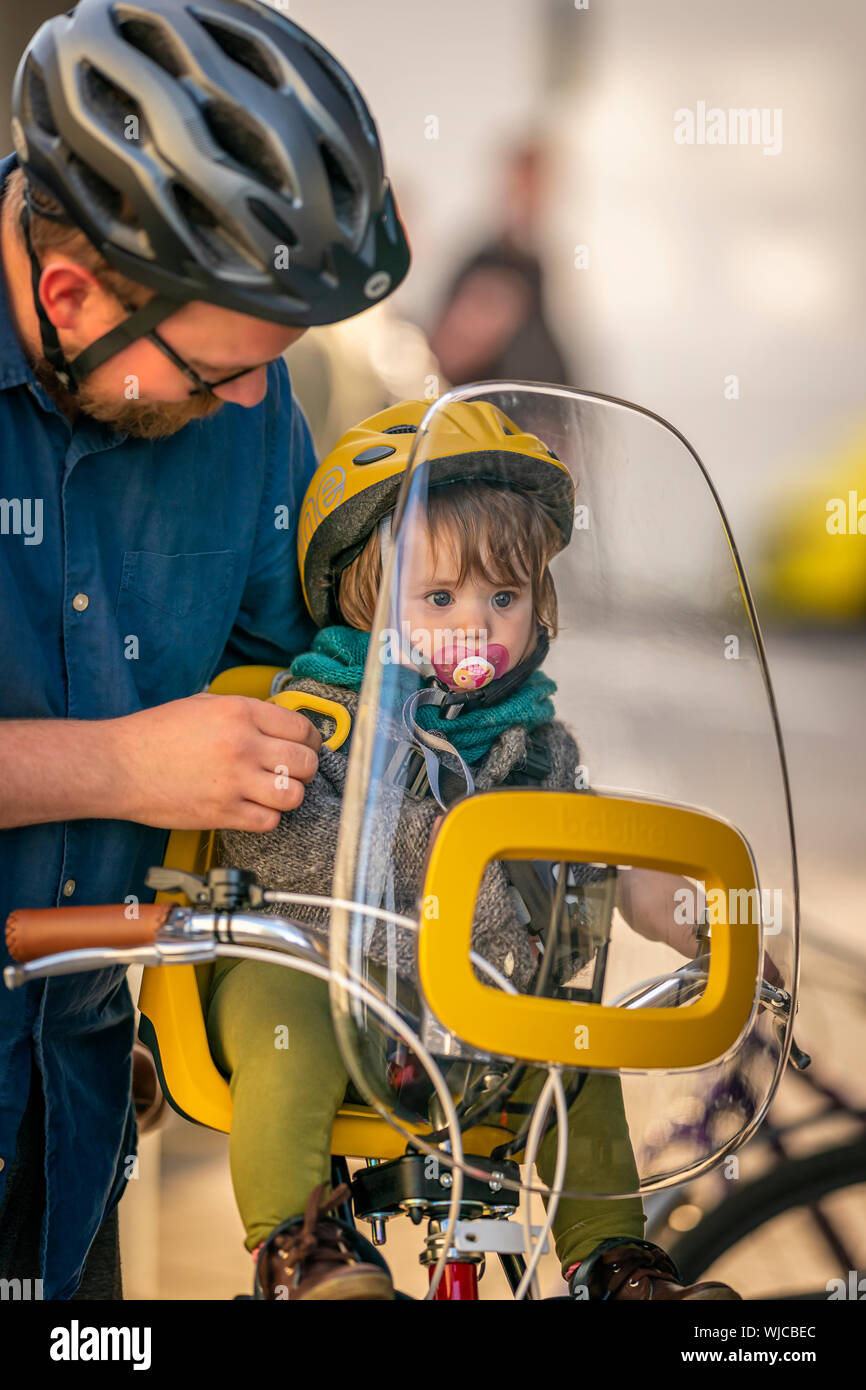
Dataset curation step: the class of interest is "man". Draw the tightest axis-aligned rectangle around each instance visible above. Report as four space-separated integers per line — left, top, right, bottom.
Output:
0 0 409 1299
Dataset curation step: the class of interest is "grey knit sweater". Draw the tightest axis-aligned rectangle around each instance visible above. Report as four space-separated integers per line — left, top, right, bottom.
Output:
215 675 586 994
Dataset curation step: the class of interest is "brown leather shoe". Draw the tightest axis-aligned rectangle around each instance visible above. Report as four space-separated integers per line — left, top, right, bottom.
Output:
570 1238 741 1301
256 1183 395 1301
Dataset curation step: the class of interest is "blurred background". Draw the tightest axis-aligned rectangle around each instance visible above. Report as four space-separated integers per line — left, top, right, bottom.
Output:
4 0 864 1298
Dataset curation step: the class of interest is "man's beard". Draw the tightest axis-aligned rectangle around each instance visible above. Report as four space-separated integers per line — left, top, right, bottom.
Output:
31 357 224 438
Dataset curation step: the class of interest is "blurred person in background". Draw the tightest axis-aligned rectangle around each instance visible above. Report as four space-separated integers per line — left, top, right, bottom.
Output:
429 139 573 388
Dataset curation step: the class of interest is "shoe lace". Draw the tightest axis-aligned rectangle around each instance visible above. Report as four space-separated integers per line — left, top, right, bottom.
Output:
601 1246 679 1298
270 1183 353 1274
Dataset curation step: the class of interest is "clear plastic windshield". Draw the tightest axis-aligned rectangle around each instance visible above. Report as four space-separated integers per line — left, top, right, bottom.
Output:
329 383 798 1198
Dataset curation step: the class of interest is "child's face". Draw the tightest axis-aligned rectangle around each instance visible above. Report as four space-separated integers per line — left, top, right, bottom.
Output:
402 527 537 690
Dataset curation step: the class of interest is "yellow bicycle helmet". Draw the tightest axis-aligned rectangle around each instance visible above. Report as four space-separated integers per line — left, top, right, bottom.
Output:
298 398 575 627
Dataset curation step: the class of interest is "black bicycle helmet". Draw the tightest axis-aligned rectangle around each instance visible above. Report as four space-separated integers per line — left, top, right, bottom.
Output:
10 0 410 384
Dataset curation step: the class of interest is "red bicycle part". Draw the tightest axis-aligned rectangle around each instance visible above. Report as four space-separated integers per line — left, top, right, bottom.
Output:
429 1259 480 1300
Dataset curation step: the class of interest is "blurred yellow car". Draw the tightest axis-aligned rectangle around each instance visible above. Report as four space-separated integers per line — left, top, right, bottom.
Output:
758 427 866 622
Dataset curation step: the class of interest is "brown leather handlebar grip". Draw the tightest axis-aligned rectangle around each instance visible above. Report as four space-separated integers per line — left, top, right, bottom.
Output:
5 902 174 964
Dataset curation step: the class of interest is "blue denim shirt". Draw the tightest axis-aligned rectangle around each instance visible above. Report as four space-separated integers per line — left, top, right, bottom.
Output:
0 151 318 1297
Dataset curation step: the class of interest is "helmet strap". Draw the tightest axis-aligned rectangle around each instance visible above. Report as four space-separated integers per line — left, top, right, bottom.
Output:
397 627 550 809
401 686 475 811
438 626 551 716
20 198 76 392
20 197 180 395
377 512 394 578
379 514 438 681
64 295 183 386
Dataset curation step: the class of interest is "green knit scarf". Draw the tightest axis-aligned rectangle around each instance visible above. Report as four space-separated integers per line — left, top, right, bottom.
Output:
290 625 556 764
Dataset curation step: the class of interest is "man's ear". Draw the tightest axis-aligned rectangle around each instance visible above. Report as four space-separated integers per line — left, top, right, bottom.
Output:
37 260 105 332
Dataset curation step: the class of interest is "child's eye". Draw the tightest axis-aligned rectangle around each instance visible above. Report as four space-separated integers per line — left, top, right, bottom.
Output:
492 591 516 609
427 590 453 608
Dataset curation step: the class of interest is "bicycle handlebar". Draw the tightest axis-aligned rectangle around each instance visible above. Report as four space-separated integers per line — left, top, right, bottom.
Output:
4 901 807 1069
5 902 173 964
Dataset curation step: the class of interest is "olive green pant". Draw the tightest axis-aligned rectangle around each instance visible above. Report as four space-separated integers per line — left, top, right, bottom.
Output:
205 959 645 1273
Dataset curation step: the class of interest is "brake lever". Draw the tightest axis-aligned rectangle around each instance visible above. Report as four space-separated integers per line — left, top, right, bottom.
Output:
146 864 264 909
760 983 811 1070
145 866 210 902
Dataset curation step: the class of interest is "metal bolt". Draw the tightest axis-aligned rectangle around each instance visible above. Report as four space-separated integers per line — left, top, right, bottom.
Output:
370 1218 387 1246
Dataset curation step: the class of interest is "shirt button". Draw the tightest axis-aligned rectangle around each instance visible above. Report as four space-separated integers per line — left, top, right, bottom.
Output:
62 879 76 897
72 593 89 612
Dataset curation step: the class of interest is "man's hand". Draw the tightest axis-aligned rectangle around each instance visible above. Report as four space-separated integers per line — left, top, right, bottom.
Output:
0 695 321 832
110 694 321 831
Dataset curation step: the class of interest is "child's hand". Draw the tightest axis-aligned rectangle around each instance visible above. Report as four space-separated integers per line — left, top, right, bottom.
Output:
616 868 705 959
617 869 788 991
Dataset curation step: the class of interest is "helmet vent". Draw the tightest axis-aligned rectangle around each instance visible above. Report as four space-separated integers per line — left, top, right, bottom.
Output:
173 182 263 271
196 18 283 90
21 57 57 137
65 152 124 223
318 138 361 242
247 197 299 249
299 40 377 148
114 13 187 80
80 64 146 147
382 424 418 435
202 100 286 193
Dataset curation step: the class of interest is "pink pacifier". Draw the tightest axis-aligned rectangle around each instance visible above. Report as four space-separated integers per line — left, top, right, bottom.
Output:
433 643 509 691
451 656 495 690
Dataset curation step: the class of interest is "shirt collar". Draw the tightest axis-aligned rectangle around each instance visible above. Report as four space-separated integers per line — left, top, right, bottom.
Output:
0 151 40 393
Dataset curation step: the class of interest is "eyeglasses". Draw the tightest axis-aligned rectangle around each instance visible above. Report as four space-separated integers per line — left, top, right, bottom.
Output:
114 297 271 397
144 326 263 396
